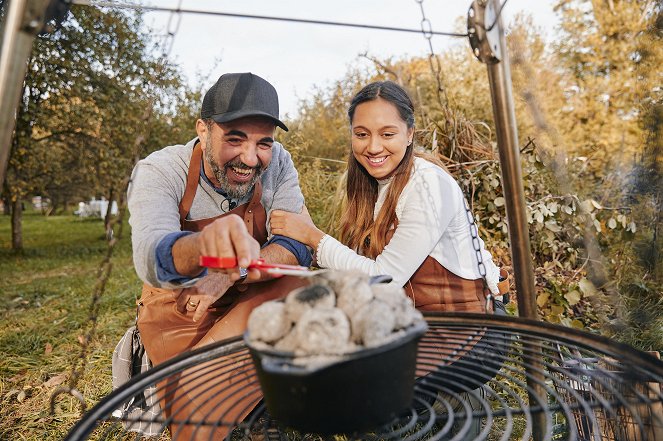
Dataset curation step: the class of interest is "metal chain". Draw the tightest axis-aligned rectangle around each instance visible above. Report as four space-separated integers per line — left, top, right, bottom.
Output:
50 3 183 414
161 0 183 59
421 169 442 240
463 197 487 279
463 195 493 310
415 0 448 106
422 166 493 310
414 0 491 308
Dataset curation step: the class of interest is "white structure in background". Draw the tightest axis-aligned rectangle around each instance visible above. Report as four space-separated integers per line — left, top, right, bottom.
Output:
32 196 47 209
75 197 118 219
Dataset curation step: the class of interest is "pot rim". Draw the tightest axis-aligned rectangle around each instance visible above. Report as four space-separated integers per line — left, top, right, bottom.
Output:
244 319 428 366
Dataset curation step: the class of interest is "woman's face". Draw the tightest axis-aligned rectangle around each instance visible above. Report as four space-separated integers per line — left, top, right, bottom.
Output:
351 98 413 180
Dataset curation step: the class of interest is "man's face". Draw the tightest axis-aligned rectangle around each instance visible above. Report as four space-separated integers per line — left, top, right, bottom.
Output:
197 116 276 200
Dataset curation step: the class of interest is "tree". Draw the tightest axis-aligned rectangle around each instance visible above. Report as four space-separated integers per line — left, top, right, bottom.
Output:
553 0 661 184
3 5 186 249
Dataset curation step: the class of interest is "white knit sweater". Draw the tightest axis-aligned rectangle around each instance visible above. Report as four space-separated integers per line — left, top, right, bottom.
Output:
316 157 501 294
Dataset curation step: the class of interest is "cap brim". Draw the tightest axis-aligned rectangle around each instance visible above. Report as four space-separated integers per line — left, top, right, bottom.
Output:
211 110 289 132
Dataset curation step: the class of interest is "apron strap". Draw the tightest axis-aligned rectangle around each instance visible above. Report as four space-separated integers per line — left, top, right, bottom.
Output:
242 181 263 237
179 142 203 222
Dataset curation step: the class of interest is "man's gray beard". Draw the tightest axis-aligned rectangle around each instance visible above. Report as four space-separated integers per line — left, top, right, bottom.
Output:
204 145 263 200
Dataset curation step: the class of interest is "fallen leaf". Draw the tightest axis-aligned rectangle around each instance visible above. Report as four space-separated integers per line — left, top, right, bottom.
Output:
578 278 598 297
17 390 26 402
77 335 86 345
44 343 53 355
536 292 549 308
564 290 582 306
44 373 67 388
570 319 585 329
551 304 565 316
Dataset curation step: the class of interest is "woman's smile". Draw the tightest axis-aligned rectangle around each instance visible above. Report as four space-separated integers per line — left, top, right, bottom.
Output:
366 155 388 166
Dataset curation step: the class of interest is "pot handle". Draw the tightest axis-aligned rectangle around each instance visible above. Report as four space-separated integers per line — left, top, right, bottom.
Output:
369 274 392 285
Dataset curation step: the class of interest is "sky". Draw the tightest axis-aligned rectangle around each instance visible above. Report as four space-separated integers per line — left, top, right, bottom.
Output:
141 0 559 118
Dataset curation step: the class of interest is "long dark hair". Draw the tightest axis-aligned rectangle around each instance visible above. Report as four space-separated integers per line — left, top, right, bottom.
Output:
339 81 416 258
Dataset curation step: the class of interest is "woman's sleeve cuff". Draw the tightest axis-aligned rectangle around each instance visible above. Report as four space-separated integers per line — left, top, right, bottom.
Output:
314 234 331 268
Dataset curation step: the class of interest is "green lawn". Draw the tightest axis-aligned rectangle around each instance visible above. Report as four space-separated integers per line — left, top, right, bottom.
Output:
0 210 139 440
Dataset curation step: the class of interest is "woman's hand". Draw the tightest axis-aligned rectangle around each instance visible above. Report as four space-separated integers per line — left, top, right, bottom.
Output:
270 206 324 248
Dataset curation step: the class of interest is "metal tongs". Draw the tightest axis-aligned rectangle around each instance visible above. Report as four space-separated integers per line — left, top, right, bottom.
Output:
199 256 314 277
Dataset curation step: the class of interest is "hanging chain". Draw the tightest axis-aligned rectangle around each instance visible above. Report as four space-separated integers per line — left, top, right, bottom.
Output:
161 0 183 60
50 3 183 414
464 195 493 310
414 0 490 308
463 197 487 279
415 0 448 107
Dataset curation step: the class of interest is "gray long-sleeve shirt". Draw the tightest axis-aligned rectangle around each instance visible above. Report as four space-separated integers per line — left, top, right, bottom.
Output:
127 138 304 288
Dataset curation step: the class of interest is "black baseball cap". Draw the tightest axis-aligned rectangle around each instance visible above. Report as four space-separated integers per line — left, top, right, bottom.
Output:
201 72 288 131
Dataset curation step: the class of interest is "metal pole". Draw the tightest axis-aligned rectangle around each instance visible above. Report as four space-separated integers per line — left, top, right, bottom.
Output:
0 0 50 187
486 54 539 316
467 0 538 319
467 1 546 439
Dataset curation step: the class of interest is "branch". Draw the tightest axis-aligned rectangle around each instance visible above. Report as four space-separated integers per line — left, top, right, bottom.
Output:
32 130 98 143
358 52 401 83
445 160 497 169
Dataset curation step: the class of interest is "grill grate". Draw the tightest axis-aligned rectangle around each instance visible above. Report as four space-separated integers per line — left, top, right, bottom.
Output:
66 314 663 441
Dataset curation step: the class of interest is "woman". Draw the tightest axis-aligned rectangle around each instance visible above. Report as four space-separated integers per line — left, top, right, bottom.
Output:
271 81 510 410
271 80 505 312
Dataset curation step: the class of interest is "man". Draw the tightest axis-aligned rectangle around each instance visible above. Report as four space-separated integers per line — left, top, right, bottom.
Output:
127 72 310 439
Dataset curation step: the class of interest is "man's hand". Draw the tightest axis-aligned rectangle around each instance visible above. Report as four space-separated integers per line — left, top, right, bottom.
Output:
177 272 233 322
173 214 261 280
198 214 260 268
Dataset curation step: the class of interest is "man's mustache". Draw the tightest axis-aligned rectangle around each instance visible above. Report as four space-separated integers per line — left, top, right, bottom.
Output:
224 158 264 171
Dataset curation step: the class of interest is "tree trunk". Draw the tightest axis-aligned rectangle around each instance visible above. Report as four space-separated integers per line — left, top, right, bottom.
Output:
104 187 115 231
46 195 56 216
11 198 23 250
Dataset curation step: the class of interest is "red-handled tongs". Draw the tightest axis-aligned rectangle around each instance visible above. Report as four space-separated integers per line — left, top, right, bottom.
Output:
199 256 314 277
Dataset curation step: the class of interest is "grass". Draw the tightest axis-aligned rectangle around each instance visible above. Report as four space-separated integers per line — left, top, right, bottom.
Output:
0 209 139 440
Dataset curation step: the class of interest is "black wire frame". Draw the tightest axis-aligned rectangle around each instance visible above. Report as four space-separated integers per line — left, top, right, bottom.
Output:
64 313 663 441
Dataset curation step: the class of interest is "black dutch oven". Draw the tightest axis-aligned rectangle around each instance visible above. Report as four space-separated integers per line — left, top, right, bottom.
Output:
244 274 428 434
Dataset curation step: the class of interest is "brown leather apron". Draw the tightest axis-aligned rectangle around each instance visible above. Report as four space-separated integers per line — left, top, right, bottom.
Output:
407 256 510 394
136 143 307 440
383 225 491 376
409 255 491 376
383 222 490 314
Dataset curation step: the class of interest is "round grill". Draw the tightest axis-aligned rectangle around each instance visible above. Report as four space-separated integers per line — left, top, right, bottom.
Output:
66 314 663 440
